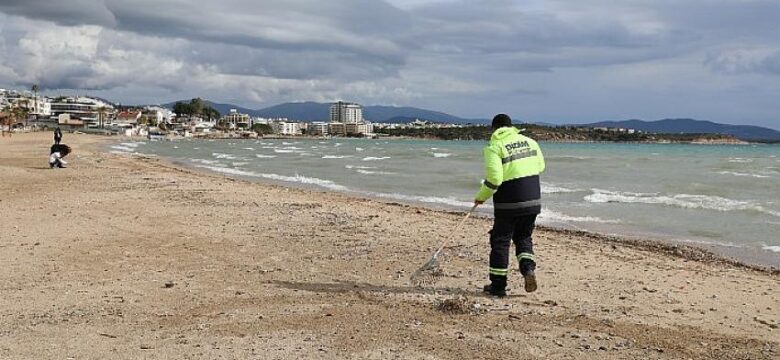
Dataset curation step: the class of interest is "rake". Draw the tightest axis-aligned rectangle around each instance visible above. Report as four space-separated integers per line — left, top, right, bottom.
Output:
410 204 478 286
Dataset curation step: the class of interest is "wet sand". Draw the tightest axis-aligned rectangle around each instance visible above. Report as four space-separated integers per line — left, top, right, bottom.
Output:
1 132 778 359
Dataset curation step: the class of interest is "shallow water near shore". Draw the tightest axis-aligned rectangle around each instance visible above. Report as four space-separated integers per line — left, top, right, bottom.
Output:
112 138 780 267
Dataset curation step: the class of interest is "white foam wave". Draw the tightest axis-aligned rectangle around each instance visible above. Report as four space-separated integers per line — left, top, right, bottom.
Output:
242 147 255 150
322 155 351 159
212 152 238 160
274 149 295 153
232 162 249 167
356 169 396 175
538 209 620 224
345 165 377 170
255 154 277 158
762 245 780 253
585 189 780 217
432 153 452 158
372 193 477 209
355 147 364 152
728 157 754 163
119 142 141 148
190 158 225 166
717 171 771 179
541 183 580 194
194 165 347 191
362 156 391 161
548 155 597 161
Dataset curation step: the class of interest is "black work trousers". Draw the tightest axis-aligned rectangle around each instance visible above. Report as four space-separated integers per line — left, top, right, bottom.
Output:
488 213 537 290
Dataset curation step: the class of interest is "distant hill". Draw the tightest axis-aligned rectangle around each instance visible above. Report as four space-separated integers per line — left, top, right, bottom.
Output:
578 119 780 142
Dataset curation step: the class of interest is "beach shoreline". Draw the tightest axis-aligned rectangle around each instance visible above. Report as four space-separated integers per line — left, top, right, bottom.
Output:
1 132 777 359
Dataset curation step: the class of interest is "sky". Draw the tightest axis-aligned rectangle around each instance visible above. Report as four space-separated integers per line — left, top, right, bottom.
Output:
0 0 778 128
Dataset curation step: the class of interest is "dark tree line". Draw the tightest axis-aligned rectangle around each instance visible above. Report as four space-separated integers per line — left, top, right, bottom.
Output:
173 98 221 121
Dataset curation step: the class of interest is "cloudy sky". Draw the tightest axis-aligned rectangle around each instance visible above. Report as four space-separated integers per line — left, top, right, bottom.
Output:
0 0 778 128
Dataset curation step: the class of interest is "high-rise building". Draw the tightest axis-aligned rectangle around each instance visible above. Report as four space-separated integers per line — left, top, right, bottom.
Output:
329 101 363 124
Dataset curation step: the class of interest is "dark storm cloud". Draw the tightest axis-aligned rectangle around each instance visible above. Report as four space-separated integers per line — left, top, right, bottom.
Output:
1 0 779 128
0 0 117 27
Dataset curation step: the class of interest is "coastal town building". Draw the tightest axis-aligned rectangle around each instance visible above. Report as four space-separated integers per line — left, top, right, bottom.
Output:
144 106 175 124
328 101 372 136
116 110 142 125
221 109 251 129
328 122 345 136
50 96 115 127
329 101 363 124
308 122 329 136
346 123 373 136
272 121 301 135
0 89 51 117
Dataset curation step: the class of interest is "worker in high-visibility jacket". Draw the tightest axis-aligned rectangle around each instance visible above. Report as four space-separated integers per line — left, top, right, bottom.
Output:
474 114 545 297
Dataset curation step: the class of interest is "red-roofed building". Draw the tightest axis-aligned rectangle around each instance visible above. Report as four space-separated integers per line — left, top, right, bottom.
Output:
116 110 142 125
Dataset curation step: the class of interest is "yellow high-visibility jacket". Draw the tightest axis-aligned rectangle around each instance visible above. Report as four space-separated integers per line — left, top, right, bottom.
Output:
475 127 545 214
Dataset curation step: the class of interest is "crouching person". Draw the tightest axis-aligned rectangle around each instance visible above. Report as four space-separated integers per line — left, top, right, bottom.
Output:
49 144 72 169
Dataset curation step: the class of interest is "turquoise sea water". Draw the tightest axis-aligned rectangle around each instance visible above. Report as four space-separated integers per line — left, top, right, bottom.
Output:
110 138 780 267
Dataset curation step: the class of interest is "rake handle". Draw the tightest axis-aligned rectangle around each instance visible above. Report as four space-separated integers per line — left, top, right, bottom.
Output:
432 204 478 257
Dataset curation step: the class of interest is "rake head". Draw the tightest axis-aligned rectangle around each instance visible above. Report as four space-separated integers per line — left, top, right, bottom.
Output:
410 250 445 286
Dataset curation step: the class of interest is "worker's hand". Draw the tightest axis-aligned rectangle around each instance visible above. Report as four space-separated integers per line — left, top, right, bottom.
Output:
474 199 484 206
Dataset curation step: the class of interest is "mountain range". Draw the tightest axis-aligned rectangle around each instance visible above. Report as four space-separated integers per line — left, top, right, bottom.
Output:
161 100 780 141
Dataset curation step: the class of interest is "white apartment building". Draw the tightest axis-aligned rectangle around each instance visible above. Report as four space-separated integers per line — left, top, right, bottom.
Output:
272 121 301 135
50 96 115 126
308 122 329 136
144 106 175 124
0 89 51 117
329 101 363 124
345 122 373 136
221 109 251 128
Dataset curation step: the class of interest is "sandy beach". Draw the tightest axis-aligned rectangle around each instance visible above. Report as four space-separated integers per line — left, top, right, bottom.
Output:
1 132 778 359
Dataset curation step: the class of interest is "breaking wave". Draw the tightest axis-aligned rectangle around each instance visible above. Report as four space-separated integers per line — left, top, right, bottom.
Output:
762 245 780 253
255 154 276 158
356 169 396 175
717 171 771 179
584 189 780 218
432 153 452 158
541 183 581 194
193 165 347 191
538 209 620 224
322 155 351 159
370 192 479 209
362 156 391 161
212 152 238 160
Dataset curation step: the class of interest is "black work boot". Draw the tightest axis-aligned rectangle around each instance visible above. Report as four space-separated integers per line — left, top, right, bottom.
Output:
482 284 507 297
523 270 537 293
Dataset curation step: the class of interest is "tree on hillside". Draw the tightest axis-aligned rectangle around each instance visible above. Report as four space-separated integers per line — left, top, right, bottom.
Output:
173 98 220 122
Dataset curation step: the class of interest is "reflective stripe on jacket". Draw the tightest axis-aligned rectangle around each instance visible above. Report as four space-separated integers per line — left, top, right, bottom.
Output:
475 127 545 214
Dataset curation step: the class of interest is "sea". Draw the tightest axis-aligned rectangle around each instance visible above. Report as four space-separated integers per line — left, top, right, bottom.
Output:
110 138 780 267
